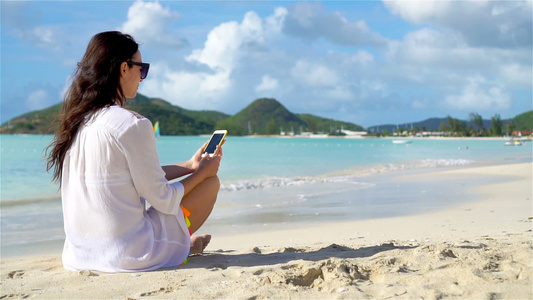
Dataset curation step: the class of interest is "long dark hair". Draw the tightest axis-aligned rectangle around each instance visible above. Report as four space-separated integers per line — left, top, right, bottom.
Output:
46 31 139 183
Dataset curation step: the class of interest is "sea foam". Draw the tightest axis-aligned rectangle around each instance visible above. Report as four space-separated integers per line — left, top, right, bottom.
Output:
221 158 474 192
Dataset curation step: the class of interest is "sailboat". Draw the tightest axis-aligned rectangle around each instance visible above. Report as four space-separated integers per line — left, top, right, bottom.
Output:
153 121 160 138
504 139 522 146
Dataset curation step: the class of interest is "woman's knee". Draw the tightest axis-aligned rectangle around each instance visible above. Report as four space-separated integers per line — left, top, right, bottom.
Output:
205 175 220 193
189 175 220 206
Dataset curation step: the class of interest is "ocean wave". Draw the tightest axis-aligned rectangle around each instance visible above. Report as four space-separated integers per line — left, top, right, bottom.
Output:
220 175 373 192
0 196 61 208
328 158 474 177
2 159 474 202
221 158 473 192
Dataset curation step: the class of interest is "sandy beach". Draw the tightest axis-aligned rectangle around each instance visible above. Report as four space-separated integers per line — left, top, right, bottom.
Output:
1 162 531 299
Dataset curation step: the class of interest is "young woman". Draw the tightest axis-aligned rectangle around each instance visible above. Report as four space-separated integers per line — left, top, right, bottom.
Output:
47 31 222 272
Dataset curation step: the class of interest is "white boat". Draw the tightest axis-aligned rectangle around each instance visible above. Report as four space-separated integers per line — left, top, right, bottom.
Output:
504 140 522 146
392 140 412 144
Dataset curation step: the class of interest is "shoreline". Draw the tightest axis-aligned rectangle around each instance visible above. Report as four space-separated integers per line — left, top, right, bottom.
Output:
1 162 531 299
1 156 528 259
2 132 531 140
208 162 532 250
233 134 532 141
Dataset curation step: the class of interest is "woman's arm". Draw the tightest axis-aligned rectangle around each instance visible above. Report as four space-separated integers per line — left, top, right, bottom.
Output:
162 162 195 181
161 141 209 181
162 142 223 194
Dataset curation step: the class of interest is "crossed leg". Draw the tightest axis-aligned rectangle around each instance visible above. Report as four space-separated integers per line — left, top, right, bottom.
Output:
180 175 220 254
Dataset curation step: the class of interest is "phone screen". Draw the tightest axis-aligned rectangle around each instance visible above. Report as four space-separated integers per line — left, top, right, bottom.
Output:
204 133 225 155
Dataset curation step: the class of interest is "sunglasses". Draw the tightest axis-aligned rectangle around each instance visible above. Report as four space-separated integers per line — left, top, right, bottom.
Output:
127 61 150 79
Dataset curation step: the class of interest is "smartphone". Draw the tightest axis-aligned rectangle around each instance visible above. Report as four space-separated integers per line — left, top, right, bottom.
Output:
202 130 227 157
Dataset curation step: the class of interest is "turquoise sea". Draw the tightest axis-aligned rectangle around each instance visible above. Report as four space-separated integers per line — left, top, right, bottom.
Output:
1 134 531 257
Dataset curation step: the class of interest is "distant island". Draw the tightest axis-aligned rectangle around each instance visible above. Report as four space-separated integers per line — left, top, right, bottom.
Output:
368 111 532 138
1 93 531 137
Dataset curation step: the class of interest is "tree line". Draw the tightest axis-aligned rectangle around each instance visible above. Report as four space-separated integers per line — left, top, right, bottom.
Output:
378 112 531 137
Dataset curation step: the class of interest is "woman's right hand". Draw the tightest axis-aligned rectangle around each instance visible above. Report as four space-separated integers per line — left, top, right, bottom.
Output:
196 146 222 179
180 145 223 196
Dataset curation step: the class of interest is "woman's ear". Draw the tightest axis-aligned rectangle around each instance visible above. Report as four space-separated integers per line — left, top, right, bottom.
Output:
120 61 129 78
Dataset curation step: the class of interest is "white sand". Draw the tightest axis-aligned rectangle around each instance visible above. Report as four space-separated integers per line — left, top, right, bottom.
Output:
1 162 531 299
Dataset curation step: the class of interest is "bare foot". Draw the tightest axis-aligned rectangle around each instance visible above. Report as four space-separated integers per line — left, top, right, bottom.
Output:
190 234 211 255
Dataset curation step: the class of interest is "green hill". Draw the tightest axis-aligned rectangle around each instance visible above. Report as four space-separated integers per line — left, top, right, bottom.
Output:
215 98 364 136
0 96 363 136
125 94 229 135
2 94 529 137
0 103 63 134
508 110 533 131
0 93 229 135
297 114 364 133
216 98 307 135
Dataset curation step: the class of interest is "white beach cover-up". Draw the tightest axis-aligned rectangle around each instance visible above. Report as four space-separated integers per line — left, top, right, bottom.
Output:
61 105 190 272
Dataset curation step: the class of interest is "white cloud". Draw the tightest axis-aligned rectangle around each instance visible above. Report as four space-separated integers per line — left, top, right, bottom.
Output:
383 30 525 115
140 62 231 109
123 0 272 109
349 50 374 67
29 27 56 47
255 75 279 92
385 26 530 94
291 60 339 87
411 100 426 110
265 7 288 34
26 89 49 111
444 77 512 111
1 2 59 50
8 25 59 51
323 86 353 102
131 1 527 124
120 0 186 48
140 9 285 110
4 1 531 128
383 0 451 24
383 0 532 48
186 20 241 72
186 11 269 72
387 28 465 66
500 63 533 89
126 1 529 124
284 2 386 46
358 80 388 101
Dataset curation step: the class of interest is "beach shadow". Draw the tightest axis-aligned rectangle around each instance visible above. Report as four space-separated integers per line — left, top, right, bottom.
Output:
177 242 417 270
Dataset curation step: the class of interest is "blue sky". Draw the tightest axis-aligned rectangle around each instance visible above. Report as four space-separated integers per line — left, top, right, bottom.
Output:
1 0 531 128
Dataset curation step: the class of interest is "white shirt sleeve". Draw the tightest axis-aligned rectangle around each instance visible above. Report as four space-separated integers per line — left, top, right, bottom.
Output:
118 117 184 215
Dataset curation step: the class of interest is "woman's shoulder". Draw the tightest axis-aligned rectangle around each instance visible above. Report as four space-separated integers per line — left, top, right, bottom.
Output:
96 106 151 133
106 105 146 120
